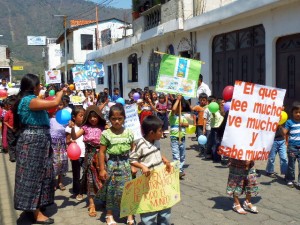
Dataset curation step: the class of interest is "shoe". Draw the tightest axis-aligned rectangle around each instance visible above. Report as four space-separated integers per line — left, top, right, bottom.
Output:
266 172 277 178
232 204 247 215
105 215 117 225
127 219 135 225
287 181 294 188
34 218 54 224
243 201 258 213
76 194 83 201
10 158 16 162
179 172 186 180
58 183 66 191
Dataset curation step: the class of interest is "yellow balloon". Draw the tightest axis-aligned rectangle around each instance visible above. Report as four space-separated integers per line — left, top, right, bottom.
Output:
279 111 288 125
186 125 196 134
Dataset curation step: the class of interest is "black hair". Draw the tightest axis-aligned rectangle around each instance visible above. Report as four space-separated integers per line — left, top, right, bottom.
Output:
97 92 108 104
142 115 163 136
199 74 203 81
71 106 85 120
171 97 191 112
6 95 17 106
113 87 119 92
62 95 70 104
159 93 165 99
13 74 40 131
291 101 300 113
207 95 216 103
108 103 125 119
198 93 208 100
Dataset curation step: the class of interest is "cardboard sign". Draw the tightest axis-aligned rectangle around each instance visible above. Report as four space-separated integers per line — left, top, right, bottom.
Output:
75 79 96 90
219 81 286 160
124 104 142 140
120 161 180 218
45 70 61 84
155 54 202 98
70 96 85 105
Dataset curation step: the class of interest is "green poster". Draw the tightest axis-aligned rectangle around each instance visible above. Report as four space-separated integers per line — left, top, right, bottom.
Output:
155 54 202 98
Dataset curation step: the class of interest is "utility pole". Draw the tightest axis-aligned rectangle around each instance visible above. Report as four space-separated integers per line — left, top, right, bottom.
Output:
54 14 68 84
96 6 100 50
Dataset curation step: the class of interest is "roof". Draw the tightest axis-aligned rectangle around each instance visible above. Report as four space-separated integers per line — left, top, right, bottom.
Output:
56 17 131 44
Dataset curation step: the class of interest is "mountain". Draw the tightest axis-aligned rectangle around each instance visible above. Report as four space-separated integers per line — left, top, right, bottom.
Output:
0 0 131 80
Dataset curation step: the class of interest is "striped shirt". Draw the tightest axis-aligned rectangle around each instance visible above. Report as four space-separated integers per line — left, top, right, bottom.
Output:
285 119 300 146
130 138 163 170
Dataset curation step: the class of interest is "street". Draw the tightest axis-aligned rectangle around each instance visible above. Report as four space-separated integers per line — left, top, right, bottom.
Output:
1 134 300 225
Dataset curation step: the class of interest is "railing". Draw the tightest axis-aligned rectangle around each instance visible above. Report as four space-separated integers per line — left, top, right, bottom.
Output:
141 4 161 31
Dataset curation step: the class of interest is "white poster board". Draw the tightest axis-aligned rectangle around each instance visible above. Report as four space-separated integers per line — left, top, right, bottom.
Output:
45 70 61 84
124 104 142 140
219 81 286 160
75 79 96 90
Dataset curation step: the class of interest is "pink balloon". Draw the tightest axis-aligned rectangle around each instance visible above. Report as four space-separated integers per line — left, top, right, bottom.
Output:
67 143 81 160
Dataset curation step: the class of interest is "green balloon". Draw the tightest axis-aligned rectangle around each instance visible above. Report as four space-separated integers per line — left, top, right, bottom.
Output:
208 102 219 113
49 90 55 96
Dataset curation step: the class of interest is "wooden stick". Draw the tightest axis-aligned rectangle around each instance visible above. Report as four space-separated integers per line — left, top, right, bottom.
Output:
153 51 205 64
179 99 182 144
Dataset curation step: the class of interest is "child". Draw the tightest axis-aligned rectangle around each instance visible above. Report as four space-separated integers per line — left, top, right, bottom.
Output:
169 95 189 179
3 95 17 162
50 100 68 191
156 93 171 138
265 124 288 178
98 103 135 225
192 93 208 155
130 115 172 225
71 105 106 217
112 87 120 102
284 102 300 187
139 91 156 124
1 98 8 153
65 106 86 201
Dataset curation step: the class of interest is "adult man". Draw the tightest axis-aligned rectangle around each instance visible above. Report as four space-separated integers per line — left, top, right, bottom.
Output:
196 74 211 98
0 78 8 89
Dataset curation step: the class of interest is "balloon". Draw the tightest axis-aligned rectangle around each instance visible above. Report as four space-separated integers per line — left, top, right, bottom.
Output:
208 102 219 113
184 96 191 100
198 135 207 145
116 97 125 105
49 90 55 96
69 84 75 91
222 85 234 101
186 125 196 134
224 101 231 112
279 111 288 125
56 109 72 125
8 82 12 88
67 143 81 160
45 96 56 114
108 102 116 108
133 93 140 101
0 89 8 99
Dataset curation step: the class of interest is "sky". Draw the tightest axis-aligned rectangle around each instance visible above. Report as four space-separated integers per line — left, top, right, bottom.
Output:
92 0 132 9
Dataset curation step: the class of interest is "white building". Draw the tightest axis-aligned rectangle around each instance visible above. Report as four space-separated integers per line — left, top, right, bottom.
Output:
87 0 300 109
55 18 132 85
0 45 11 82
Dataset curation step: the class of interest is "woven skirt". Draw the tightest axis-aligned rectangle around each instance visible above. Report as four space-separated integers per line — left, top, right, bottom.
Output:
14 126 55 211
52 136 68 177
226 167 259 197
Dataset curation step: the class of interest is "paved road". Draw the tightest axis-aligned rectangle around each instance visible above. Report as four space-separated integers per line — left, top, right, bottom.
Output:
1 134 300 225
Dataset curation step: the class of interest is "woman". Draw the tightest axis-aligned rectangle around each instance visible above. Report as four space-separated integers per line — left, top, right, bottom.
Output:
13 74 66 224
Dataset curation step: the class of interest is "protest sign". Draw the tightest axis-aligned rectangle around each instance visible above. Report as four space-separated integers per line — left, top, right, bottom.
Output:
45 70 61 84
70 96 85 105
124 104 142 140
155 54 201 98
75 79 96 90
72 61 104 83
219 81 286 160
120 161 180 218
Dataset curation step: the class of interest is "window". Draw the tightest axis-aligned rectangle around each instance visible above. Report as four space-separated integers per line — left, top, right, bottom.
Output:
128 53 138 82
148 50 161 86
81 34 93 50
97 77 104 85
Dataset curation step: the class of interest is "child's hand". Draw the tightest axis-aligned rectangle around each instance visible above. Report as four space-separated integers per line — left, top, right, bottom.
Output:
165 161 172 173
68 120 75 128
100 170 107 180
141 165 150 177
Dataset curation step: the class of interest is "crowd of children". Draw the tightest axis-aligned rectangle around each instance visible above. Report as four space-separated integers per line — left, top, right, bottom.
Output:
1 77 300 223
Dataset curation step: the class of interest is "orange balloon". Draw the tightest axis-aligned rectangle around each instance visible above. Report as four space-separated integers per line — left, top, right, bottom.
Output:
69 84 75 90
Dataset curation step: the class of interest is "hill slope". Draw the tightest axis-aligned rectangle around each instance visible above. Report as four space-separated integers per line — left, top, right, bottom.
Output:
0 0 131 80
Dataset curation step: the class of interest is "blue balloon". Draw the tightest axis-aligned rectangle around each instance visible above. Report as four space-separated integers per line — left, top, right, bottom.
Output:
116 97 125 105
56 109 71 125
184 96 191 100
198 135 207 145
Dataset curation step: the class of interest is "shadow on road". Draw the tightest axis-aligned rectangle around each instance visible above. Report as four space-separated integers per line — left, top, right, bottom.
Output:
208 196 262 211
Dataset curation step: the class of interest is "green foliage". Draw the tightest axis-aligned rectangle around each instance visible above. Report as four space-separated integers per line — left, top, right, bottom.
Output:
0 0 131 78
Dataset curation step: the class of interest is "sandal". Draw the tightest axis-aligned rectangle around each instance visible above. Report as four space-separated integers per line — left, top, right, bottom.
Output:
243 201 258 213
232 204 247 215
58 183 66 191
88 204 97 217
127 219 135 225
105 215 117 225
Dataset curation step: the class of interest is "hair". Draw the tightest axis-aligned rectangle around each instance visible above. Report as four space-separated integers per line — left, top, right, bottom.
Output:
143 91 150 101
62 95 70 104
142 115 163 136
199 74 203 81
108 103 126 119
159 93 165 99
6 95 17 106
2 78 6 81
113 87 119 92
13 74 40 131
171 97 190 112
97 91 108 104
199 93 208 100
291 101 300 114
207 95 216 103
104 87 109 91
71 106 85 120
